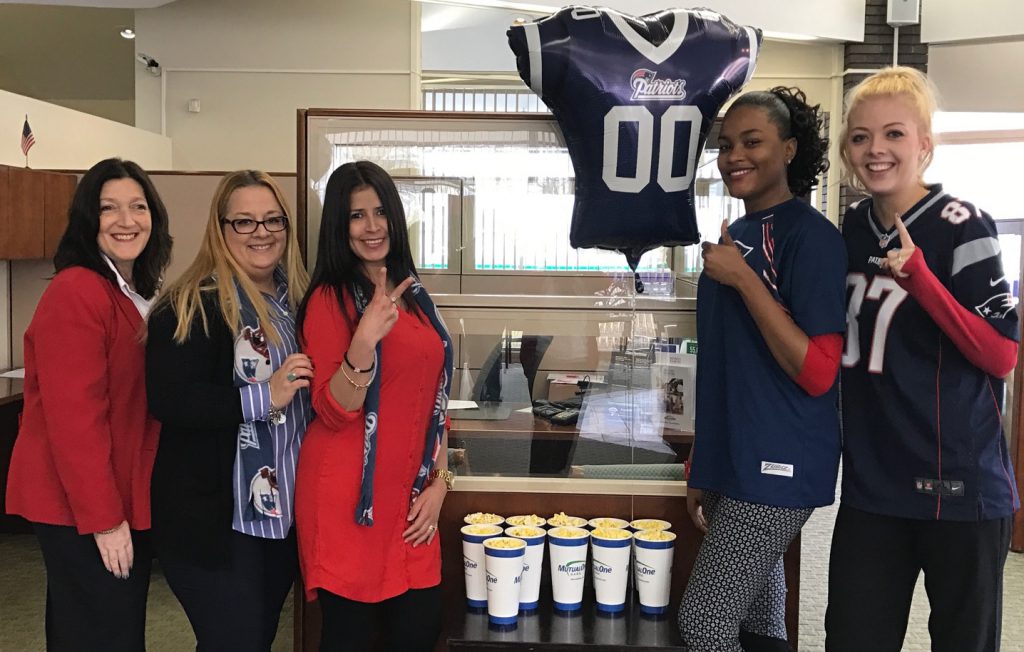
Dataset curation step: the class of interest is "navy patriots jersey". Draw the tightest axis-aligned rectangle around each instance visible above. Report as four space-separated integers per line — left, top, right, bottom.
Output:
508 7 760 268
692 199 847 508
841 185 1021 521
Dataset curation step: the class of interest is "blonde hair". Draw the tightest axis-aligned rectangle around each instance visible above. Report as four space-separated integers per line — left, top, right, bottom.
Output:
155 170 310 344
839 66 940 192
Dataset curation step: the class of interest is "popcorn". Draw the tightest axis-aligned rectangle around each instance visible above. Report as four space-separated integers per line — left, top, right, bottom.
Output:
484 537 526 549
589 517 629 529
463 524 502 536
592 527 631 539
506 526 544 538
464 512 504 525
505 514 547 527
634 529 675 542
630 519 672 531
547 512 587 527
549 527 589 538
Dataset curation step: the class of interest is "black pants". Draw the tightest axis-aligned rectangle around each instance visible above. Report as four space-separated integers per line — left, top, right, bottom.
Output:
825 504 1011 652
317 585 442 652
159 528 298 652
34 523 152 652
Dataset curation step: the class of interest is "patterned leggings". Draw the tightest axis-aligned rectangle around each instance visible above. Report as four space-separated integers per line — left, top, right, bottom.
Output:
678 491 812 652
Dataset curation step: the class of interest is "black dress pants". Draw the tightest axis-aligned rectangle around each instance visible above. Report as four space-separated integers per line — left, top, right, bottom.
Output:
34 523 152 652
825 504 1011 652
158 528 298 652
317 585 443 652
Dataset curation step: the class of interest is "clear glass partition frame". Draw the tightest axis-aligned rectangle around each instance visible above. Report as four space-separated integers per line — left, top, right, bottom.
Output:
300 110 742 285
436 293 696 488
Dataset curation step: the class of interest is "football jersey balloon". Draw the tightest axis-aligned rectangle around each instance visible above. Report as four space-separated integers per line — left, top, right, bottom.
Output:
508 6 761 270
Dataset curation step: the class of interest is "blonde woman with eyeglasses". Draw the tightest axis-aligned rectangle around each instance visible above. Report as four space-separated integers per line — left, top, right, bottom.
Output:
145 170 311 651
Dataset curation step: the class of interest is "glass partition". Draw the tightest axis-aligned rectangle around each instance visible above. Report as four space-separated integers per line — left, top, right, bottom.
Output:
299 111 717 486
437 293 696 482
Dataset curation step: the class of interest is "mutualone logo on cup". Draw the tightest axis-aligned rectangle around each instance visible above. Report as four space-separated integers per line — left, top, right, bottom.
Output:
593 558 614 574
636 560 657 577
486 570 521 585
464 556 477 569
558 560 587 578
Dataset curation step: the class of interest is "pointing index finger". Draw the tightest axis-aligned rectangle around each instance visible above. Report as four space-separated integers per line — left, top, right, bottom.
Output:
894 214 914 249
374 266 389 294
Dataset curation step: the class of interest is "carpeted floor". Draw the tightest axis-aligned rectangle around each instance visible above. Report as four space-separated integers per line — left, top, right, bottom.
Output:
0 533 292 652
2 515 1021 651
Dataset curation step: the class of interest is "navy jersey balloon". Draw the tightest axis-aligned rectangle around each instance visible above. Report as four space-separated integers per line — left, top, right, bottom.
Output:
508 6 762 275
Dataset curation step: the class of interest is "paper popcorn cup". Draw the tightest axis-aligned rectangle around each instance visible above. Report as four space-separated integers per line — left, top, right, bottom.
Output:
461 523 503 608
590 527 633 613
633 529 677 615
547 526 590 612
504 525 546 611
504 514 547 527
546 512 588 528
629 518 672 532
483 537 526 627
464 512 505 526
587 517 630 530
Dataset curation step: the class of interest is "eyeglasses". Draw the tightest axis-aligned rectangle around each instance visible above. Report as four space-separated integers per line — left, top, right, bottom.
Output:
220 216 289 234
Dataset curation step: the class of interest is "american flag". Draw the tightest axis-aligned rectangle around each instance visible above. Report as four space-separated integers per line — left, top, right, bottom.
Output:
21 117 35 156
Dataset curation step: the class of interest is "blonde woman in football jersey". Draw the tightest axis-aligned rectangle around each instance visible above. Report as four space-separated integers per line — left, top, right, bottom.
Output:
828 66 1019 652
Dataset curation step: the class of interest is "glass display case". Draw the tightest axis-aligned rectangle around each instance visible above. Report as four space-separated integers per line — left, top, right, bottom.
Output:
437 293 696 482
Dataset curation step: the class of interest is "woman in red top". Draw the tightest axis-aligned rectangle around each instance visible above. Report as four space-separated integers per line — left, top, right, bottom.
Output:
6 158 172 651
295 161 454 651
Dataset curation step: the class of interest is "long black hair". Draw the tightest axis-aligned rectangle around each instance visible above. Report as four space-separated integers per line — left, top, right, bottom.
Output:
53 158 172 299
727 86 829 197
297 161 420 337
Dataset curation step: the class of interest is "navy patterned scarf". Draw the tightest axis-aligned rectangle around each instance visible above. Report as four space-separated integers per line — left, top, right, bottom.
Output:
351 277 453 525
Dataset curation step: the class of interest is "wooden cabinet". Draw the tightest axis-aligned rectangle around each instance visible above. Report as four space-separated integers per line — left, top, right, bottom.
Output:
0 164 77 260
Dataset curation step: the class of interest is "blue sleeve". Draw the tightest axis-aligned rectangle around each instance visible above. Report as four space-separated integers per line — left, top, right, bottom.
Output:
714 11 762 93
240 382 271 423
783 218 849 337
507 9 568 105
949 202 1020 341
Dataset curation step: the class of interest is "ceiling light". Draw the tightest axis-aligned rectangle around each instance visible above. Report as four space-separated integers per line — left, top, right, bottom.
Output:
120 28 136 40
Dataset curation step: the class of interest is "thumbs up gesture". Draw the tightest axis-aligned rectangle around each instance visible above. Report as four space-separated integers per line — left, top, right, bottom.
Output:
701 219 754 289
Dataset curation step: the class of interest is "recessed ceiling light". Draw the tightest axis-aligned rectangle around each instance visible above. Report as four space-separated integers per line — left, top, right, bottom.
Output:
120 28 136 40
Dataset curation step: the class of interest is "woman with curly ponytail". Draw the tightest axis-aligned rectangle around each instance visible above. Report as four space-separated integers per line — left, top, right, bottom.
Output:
680 87 847 651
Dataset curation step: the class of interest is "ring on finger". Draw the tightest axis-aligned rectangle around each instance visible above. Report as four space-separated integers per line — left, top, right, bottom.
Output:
390 296 398 305
427 524 436 532
287 372 297 382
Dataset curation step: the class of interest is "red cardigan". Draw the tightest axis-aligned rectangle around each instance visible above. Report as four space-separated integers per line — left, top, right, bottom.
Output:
6 267 160 534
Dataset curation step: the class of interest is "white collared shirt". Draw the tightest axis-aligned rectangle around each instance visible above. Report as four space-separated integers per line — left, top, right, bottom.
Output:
102 255 153 318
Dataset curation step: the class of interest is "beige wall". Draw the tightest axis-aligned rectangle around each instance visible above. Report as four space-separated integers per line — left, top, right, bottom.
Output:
0 89 172 371
9 173 297 368
134 0 417 171
929 41 1024 112
922 0 1024 43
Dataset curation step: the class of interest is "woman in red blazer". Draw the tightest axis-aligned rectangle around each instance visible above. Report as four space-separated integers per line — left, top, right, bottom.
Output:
6 158 172 652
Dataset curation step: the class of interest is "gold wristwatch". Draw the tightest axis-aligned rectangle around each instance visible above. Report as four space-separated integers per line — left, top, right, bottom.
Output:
430 468 455 491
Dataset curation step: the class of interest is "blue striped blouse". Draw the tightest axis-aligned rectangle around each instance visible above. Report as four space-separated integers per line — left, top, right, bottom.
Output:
232 279 312 539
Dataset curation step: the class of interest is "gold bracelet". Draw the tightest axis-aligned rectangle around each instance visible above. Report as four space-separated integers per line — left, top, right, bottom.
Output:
341 363 374 390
